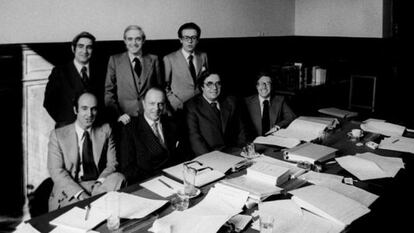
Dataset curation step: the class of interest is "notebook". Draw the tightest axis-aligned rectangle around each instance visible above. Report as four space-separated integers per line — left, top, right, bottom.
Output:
283 142 337 164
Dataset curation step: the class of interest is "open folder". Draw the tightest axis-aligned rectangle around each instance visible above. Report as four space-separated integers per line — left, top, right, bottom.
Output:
163 151 245 187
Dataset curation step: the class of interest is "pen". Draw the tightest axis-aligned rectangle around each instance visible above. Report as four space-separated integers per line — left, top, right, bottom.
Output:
85 204 91 221
391 139 400 143
158 179 174 190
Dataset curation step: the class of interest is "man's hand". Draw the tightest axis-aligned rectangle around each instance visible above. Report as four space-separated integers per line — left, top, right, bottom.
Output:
78 191 91 201
117 114 131 125
91 181 105 196
265 125 281 136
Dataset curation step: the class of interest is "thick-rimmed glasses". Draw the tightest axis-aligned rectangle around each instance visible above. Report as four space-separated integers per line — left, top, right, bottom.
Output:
182 36 199 42
204 81 221 89
257 82 272 87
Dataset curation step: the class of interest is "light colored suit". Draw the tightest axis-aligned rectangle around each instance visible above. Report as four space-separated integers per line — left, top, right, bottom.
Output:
163 50 208 110
105 52 162 118
48 123 124 211
244 94 296 138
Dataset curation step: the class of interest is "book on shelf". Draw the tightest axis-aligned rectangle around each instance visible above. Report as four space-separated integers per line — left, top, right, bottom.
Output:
283 142 337 164
318 107 358 118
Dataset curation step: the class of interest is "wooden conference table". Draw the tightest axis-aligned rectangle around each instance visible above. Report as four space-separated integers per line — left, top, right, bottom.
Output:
27 120 414 232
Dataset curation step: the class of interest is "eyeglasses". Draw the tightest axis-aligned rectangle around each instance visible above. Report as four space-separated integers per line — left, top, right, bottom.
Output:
204 81 221 89
257 82 272 87
182 36 199 42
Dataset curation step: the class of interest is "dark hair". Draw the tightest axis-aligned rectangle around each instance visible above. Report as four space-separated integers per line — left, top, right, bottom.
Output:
197 70 220 92
177 22 201 38
73 91 97 110
255 71 274 84
123 25 146 41
71 31 96 49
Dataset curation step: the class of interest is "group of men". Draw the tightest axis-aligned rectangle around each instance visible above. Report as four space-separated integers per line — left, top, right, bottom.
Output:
43 22 296 211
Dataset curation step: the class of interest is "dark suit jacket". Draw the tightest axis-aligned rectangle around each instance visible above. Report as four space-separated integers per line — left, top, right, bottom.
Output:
244 94 296 139
44 61 104 128
163 50 208 110
119 114 183 184
105 52 162 119
184 94 247 156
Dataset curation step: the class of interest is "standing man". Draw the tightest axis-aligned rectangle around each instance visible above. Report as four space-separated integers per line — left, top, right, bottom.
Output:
184 72 246 156
48 92 125 211
105 25 162 125
44 32 104 128
244 72 296 139
120 87 184 184
163 22 209 111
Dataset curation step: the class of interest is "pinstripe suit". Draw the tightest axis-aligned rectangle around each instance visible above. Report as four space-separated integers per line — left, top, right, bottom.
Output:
119 114 183 184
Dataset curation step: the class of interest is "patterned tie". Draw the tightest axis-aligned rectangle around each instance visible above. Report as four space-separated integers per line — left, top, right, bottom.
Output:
188 55 196 84
133 57 142 77
262 100 270 135
152 122 165 146
81 131 99 181
81 66 89 87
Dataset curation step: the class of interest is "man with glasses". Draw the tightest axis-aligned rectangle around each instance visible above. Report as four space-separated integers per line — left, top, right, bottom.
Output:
44 32 105 128
105 25 162 126
184 72 246 156
163 22 209 111
244 71 296 139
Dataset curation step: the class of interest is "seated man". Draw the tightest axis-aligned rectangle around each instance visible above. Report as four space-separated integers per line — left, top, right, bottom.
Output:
120 87 184 184
244 71 296 139
184 71 247 156
48 92 125 211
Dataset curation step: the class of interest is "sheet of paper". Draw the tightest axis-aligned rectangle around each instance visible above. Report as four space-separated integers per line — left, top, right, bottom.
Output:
379 136 414 154
335 155 388 180
356 152 404 177
360 121 406 136
254 135 301 148
290 185 370 227
50 226 99 233
273 117 328 142
140 175 183 197
91 192 168 219
163 162 225 187
50 206 106 232
253 155 305 176
298 171 344 185
15 223 41 233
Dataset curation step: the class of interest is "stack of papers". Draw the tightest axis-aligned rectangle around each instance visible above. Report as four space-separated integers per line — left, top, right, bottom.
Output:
335 153 404 180
50 206 106 232
253 135 301 148
360 120 406 136
253 155 306 178
289 185 371 227
379 136 414 154
318 107 358 118
283 142 338 164
163 151 245 187
247 162 290 186
91 192 168 219
273 116 333 142
150 183 249 233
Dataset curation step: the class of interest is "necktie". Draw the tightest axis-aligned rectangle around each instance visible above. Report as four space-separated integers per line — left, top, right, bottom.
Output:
133 57 142 77
262 100 270 135
210 102 221 119
188 55 196 84
81 131 99 181
81 66 89 87
152 122 165 146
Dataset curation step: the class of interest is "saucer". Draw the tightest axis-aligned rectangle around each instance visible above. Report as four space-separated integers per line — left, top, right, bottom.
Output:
187 188 201 199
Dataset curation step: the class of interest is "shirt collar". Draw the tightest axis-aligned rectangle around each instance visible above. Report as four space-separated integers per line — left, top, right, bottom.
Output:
73 59 89 74
181 49 193 60
202 95 220 108
258 95 270 104
144 114 160 128
75 121 91 141
128 53 142 63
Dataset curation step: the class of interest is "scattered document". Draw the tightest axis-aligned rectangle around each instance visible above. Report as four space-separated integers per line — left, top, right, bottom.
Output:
150 183 249 233
251 199 344 233
254 135 301 148
253 155 306 177
140 175 183 198
298 170 344 185
50 226 99 233
360 120 406 136
91 192 168 219
195 150 246 173
163 163 224 187
14 223 41 233
318 107 358 119
273 116 331 142
335 155 388 180
50 206 106 232
356 152 404 178
283 142 337 164
290 185 370 227
379 136 414 154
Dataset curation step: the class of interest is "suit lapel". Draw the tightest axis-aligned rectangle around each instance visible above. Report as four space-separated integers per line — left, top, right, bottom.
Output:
269 97 279 126
176 51 194 85
61 125 80 171
67 63 84 90
250 96 262 135
120 53 140 94
194 52 203 77
91 127 103 167
140 116 166 150
199 97 223 133
219 98 231 134
139 55 151 92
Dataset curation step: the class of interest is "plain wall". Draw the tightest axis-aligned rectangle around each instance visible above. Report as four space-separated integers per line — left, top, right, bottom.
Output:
295 0 385 38
0 0 295 44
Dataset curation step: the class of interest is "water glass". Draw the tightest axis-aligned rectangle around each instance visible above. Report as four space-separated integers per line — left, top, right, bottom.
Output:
259 215 274 233
242 142 256 159
170 190 189 211
106 191 120 231
183 164 197 196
